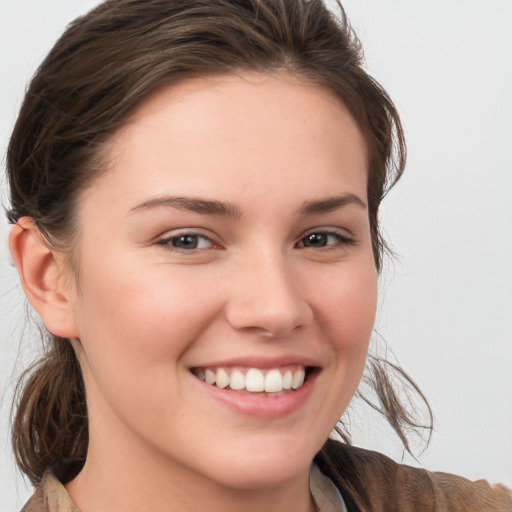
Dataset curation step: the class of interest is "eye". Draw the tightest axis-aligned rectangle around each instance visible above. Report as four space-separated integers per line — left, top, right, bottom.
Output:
296 230 354 249
158 233 214 251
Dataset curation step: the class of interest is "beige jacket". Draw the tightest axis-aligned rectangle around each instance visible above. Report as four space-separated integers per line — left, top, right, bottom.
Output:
21 444 512 512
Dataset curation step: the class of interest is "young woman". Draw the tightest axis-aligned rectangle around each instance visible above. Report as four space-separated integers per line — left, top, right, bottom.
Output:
5 1 511 511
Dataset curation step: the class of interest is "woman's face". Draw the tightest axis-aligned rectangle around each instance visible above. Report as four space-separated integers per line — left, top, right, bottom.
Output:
65 73 376 491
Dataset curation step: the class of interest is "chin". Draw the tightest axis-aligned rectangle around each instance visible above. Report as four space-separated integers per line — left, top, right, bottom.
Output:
196 435 320 491
215 461 309 491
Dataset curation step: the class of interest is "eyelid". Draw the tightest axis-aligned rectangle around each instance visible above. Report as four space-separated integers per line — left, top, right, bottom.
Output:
303 226 353 237
153 226 354 253
155 228 221 251
295 228 355 248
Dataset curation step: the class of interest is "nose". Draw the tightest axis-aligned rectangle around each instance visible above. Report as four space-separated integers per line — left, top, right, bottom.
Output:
225 250 314 338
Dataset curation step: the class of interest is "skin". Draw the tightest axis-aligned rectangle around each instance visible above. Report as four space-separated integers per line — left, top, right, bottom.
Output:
12 72 377 512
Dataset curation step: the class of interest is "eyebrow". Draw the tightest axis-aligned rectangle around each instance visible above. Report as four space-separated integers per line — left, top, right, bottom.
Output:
130 195 243 218
299 194 367 215
130 193 366 218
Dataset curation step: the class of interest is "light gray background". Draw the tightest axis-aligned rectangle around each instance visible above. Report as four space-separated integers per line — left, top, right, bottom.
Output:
1 0 511 509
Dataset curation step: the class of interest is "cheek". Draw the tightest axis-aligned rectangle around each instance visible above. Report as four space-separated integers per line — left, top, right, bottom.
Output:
70 258 223 428
315 261 376 406
316 261 377 350
304 261 376 433
72 254 220 370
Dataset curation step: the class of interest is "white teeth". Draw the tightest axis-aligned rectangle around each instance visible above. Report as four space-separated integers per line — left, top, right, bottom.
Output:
216 368 230 389
291 368 305 390
282 370 292 390
230 370 245 390
264 369 283 392
195 366 308 393
205 369 216 385
245 368 265 392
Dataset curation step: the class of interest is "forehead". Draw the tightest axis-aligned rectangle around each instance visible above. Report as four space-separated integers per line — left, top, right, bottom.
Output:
84 72 368 213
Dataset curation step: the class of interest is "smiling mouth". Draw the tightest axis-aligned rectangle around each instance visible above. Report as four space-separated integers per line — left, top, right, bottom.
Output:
191 366 315 395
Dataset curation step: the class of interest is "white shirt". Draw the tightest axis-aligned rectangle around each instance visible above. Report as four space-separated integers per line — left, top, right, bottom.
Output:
310 463 348 512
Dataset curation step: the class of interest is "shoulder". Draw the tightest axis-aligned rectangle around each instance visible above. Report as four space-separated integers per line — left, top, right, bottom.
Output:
316 439 512 512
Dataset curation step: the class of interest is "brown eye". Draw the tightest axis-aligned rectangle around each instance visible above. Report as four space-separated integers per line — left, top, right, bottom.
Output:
172 235 201 249
297 231 354 249
303 233 329 248
159 233 213 251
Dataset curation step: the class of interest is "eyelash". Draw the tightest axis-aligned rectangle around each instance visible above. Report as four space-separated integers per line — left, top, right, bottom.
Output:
295 230 355 250
156 233 215 252
156 229 354 253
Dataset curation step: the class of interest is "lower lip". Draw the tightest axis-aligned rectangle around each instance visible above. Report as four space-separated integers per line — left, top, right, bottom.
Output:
193 371 318 420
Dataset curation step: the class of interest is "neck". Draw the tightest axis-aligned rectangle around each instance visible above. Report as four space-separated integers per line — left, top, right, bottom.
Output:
66 431 315 512
66 459 315 512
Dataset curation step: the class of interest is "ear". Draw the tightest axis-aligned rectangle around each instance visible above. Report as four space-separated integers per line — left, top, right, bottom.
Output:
9 217 79 339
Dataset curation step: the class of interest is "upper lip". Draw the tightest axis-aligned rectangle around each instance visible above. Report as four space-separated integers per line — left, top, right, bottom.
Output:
188 355 321 370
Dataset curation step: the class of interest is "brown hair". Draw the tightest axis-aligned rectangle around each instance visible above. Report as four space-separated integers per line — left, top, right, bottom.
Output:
6 0 432 499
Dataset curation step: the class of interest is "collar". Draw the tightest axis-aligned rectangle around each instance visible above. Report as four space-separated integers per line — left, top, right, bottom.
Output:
310 463 348 512
26 464 347 512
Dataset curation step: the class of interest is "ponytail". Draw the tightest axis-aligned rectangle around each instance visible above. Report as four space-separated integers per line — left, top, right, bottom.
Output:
12 336 87 483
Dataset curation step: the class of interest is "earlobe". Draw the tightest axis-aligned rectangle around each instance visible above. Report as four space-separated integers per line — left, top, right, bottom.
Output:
9 217 79 339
